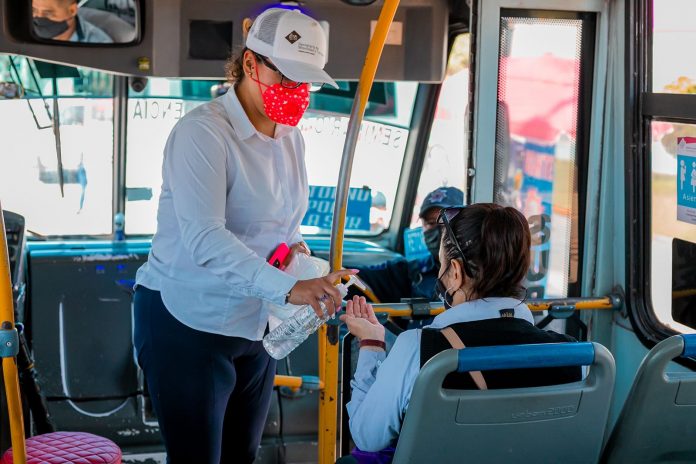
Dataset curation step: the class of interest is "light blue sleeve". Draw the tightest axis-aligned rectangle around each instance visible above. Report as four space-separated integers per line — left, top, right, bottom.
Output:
346 330 422 452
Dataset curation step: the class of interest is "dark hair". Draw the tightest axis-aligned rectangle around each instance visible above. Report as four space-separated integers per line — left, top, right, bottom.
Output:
225 18 255 84
224 47 247 84
440 203 530 299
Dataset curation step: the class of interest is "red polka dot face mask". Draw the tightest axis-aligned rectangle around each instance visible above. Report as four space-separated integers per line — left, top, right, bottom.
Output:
249 68 310 127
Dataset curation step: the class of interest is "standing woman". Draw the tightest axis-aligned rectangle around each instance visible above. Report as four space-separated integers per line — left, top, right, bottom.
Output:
133 8 353 464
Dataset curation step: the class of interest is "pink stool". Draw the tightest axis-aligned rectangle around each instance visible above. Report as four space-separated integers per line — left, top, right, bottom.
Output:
1 432 121 464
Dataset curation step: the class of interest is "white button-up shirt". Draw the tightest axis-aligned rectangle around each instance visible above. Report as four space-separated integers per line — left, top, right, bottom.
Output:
136 87 308 340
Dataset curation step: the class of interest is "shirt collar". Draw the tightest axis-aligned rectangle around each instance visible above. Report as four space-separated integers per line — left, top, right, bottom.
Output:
426 297 535 329
69 17 83 42
224 87 257 141
224 87 295 141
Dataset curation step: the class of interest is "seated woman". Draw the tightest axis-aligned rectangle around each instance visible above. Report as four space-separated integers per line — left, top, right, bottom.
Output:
339 203 582 462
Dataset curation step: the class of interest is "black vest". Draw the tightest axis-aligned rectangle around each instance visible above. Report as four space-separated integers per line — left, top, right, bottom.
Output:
420 318 582 389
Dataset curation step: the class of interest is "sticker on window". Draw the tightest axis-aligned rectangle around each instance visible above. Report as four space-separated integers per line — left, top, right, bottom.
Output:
677 137 696 225
403 227 429 263
302 185 372 231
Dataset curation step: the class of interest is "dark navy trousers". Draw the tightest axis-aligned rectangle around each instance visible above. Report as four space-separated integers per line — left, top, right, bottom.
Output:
133 286 276 464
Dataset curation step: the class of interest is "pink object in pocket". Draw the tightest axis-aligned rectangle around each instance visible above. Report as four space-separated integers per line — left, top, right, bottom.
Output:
268 243 291 270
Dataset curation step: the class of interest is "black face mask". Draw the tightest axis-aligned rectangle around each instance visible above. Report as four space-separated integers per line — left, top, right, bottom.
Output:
423 228 441 260
435 265 455 309
33 17 69 39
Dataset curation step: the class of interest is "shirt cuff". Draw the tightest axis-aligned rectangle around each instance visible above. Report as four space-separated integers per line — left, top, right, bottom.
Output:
256 263 298 305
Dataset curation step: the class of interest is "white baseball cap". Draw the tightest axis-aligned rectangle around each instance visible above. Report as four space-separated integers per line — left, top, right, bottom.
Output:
246 8 338 89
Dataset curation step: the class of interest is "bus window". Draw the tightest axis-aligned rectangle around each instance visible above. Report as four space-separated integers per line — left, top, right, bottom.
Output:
0 56 113 236
640 0 696 334
651 122 696 332
300 82 417 235
125 78 211 235
492 12 595 299
125 78 418 236
409 33 470 227
652 0 696 95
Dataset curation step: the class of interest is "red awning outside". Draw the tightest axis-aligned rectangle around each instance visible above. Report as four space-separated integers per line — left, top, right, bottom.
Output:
499 54 580 144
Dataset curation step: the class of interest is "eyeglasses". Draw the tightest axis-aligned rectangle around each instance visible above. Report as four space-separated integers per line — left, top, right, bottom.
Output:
438 207 477 278
253 52 325 92
252 52 304 90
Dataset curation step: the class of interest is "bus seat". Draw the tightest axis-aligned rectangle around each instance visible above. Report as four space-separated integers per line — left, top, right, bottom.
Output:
601 334 696 463
78 7 136 43
1 431 121 464
392 342 615 464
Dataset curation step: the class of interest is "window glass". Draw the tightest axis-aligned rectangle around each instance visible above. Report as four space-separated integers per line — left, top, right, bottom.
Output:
301 82 416 235
652 0 696 94
650 121 696 332
410 33 470 229
0 56 113 236
493 13 591 299
125 79 210 235
125 79 418 236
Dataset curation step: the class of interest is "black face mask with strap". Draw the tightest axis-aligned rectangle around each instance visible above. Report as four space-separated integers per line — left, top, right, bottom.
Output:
423 227 441 260
435 263 455 309
33 17 69 39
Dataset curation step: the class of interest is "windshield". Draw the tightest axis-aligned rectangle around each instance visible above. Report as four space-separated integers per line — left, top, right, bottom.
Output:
125 79 417 236
0 56 417 238
0 55 113 236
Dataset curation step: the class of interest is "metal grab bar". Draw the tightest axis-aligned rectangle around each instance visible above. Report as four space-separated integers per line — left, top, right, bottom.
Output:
274 374 324 392
368 294 622 317
321 0 401 462
0 203 26 464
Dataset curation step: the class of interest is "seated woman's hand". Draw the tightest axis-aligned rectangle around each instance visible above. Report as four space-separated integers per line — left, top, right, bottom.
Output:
339 296 385 342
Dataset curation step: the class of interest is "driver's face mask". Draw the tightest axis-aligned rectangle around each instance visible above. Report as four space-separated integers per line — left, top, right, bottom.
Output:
33 17 69 39
423 228 442 260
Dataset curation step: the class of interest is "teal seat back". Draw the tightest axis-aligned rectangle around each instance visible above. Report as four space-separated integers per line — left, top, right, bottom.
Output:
393 342 615 464
602 334 696 463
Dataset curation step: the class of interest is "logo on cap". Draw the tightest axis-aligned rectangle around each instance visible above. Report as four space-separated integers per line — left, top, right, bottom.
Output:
286 30 301 44
429 189 448 203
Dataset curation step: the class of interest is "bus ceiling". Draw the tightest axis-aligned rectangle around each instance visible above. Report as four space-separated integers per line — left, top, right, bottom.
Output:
0 0 463 82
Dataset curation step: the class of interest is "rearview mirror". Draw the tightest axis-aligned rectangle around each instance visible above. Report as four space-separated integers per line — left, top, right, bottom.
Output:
30 0 140 45
0 82 24 99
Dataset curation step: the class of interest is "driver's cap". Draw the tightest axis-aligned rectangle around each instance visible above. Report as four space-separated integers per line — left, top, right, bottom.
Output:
246 8 338 89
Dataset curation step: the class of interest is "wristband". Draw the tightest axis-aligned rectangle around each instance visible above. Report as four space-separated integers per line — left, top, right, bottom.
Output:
359 339 386 350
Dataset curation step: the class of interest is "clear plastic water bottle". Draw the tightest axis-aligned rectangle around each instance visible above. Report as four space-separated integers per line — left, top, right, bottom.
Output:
263 275 364 359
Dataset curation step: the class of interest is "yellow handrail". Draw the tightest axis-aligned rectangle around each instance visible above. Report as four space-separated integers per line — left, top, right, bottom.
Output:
321 0 400 461
673 289 696 300
274 375 325 391
370 296 619 317
0 203 26 464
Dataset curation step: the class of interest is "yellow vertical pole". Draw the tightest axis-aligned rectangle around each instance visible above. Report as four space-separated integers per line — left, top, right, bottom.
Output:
0 203 26 464
319 1 401 462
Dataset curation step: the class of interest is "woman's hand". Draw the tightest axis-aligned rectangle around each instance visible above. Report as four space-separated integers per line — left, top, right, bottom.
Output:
289 241 310 260
288 269 358 318
339 296 385 342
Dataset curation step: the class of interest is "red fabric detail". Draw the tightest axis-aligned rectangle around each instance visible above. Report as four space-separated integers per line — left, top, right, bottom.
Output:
250 70 310 127
260 83 310 127
2 432 121 464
